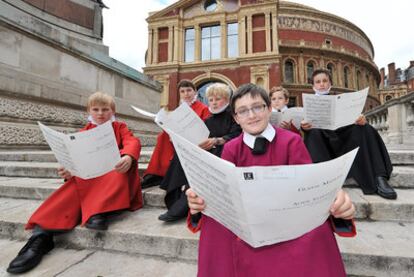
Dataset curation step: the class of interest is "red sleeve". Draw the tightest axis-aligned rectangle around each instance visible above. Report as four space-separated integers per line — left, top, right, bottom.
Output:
287 134 312 165
329 217 357 237
186 212 203 233
118 123 141 162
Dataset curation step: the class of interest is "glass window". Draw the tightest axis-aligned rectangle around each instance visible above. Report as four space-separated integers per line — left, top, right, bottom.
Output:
227 23 238 58
202 25 221 61
204 0 217 12
344 66 349 88
307 61 315 84
284 60 294 83
357 71 361 90
185 28 195 62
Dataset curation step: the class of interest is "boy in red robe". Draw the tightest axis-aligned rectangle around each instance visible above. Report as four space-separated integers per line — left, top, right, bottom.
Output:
186 84 356 276
269 86 300 134
7 92 143 274
142 79 210 188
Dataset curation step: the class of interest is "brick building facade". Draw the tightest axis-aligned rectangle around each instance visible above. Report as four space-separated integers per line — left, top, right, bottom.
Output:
144 0 381 110
378 61 414 104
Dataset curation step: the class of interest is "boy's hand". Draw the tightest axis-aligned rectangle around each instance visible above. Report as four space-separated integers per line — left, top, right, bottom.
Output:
280 120 292 130
186 188 206 214
115 155 133 173
300 120 312 130
199 138 216 150
355 114 367 126
57 166 72 179
330 189 355 220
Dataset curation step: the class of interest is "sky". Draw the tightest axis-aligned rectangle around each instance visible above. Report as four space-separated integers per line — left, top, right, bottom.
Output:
103 0 414 73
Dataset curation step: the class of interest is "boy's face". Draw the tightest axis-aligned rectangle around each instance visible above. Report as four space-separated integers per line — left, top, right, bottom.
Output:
208 95 228 113
88 104 114 125
312 73 331 92
179 86 197 104
271 91 289 110
233 94 271 136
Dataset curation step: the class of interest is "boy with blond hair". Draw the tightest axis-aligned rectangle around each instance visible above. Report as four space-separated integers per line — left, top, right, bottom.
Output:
7 92 143 274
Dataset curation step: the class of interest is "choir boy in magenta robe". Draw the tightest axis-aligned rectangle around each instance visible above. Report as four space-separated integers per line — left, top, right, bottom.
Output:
186 83 356 277
301 69 396 199
158 83 241 222
141 79 210 188
7 92 143 274
269 86 300 134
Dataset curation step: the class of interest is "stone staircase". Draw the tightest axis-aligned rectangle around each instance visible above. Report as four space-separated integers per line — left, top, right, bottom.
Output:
0 149 413 276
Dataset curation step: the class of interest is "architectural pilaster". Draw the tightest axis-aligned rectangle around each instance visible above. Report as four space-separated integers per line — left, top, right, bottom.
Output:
195 25 201 61
153 29 159 64
265 13 271 52
271 12 278 54
247 15 252 54
168 26 174 62
239 17 246 55
147 28 153 65
221 20 227 59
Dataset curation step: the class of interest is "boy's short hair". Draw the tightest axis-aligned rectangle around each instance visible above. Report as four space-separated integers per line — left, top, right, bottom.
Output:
269 86 290 99
206 83 231 100
87 92 116 112
311 69 333 85
177 79 196 92
230 83 270 114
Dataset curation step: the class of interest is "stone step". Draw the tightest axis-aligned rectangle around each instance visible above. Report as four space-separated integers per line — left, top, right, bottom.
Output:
0 177 412 223
0 161 148 178
343 166 414 189
388 149 414 165
0 148 154 164
0 239 197 276
0 177 165 206
0 197 413 277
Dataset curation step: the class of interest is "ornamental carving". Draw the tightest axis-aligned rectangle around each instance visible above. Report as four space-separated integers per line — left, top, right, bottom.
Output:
278 16 372 58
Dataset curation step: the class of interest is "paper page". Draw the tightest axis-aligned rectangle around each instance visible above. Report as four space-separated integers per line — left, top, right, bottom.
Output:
282 107 304 129
156 103 209 145
38 122 78 174
67 121 121 179
236 148 358 247
303 93 335 129
169 131 251 241
38 121 120 179
334 88 369 129
270 112 282 126
131 105 156 118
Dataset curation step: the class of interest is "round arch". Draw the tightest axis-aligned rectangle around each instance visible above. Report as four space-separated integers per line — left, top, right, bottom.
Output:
192 72 237 91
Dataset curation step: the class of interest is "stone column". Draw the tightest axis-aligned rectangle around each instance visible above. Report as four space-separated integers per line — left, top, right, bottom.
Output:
221 20 227 59
271 12 279 54
173 25 180 62
195 25 201 61
298 53 305 83
153 28 159 64
168 26 173 62
265 13 271 52
247 15 252 54
239 17 246 55
147 28 153 65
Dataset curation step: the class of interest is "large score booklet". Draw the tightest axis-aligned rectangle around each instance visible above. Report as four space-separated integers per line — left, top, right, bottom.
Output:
38 121 120 179
302 87 369 130
167 127 358 248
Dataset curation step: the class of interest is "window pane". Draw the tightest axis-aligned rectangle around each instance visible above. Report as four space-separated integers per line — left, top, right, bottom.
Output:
185 28 195 40
228 22 238 35
228 35 238 57
202 38 210 60
307 62 314 84
285 61 294 83
211 37 220 59
211 25 220 37
202 27 210 38
185 40 194 62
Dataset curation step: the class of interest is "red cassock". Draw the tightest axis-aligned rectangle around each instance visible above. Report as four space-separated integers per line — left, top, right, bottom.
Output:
144 101 210 177
26 121 143 231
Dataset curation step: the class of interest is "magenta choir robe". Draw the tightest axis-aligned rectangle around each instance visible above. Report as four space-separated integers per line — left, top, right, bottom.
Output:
195 127 347 277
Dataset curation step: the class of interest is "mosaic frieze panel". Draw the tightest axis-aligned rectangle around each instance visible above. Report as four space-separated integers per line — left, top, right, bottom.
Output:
278 16 372 58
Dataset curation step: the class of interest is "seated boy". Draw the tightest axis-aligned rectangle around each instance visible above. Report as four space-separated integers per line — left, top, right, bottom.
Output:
186 83 355 276
269 86 300 133
7 92 143 274
301 69 396 199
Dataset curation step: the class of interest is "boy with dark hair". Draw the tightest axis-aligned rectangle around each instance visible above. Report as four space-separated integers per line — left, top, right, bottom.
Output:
301 69 396 199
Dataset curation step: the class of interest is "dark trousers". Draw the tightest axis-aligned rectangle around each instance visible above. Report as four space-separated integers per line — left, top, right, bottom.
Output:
304 124 392 194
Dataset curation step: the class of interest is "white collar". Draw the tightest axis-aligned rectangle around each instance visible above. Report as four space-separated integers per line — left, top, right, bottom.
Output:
272 106 288 112
87 115 116 125
243 123 276 149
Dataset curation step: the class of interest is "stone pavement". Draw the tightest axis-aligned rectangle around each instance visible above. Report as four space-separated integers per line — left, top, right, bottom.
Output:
0 149 413 276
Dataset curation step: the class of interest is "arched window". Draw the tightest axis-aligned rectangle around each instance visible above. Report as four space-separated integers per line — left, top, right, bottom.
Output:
256 77 264 88
343 66 350 88
284 60 295 83
327 63 335 85
357 70 361 90
306 61 315 84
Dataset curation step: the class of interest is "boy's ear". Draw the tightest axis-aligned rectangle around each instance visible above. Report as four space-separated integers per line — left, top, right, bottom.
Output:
233 114 240 125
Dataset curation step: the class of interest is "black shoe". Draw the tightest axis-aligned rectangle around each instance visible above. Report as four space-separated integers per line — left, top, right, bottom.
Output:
158 212 185 222
7 234 54 274
85 214 108 230
376 176 397 200
141 174 163 189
